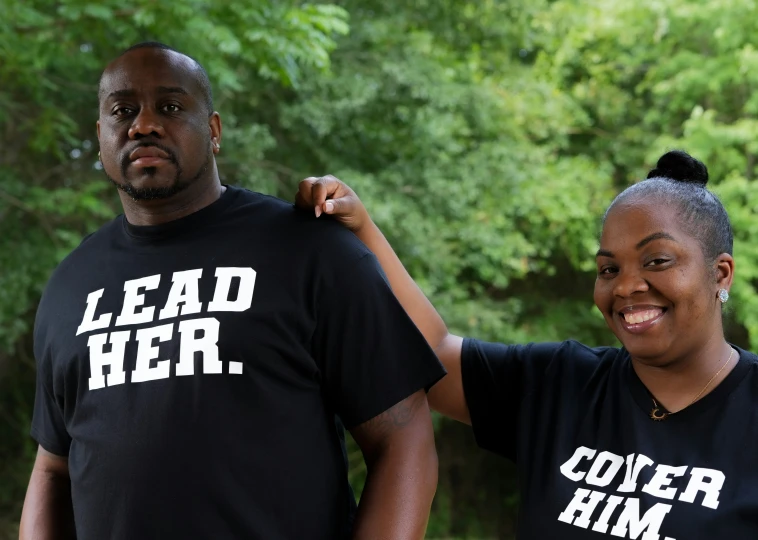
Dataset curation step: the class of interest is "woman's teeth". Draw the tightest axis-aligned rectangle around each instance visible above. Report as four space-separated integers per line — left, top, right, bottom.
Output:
624 309 663 324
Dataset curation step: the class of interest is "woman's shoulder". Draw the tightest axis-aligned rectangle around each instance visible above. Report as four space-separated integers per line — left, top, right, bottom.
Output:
463 337 627 383
464 337 625 362
737 346 758 364
542 339 623 360
734 346 758 385
538 340 626 377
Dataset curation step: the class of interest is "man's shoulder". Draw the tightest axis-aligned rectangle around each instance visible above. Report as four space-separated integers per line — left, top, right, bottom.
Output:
45 218 122 286
230 186 371 264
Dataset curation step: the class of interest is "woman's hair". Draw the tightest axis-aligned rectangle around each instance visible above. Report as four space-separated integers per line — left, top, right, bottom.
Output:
604 150 733 261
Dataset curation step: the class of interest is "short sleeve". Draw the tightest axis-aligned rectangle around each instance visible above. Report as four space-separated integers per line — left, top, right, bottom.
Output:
461 338 564 462
313 252 446 429
30 317 72 456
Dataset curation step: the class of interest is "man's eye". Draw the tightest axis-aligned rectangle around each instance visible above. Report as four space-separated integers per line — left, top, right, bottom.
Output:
162 104 180 113
598 266 617 275
113 107 133 116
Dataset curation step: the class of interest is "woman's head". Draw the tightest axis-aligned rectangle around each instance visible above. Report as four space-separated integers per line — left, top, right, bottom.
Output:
593 150 734 365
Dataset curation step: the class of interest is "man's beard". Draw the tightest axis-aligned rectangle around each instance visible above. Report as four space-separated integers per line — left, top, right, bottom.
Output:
106 153 210 201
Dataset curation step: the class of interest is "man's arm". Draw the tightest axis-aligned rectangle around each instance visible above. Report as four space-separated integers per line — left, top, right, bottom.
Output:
19 445 76 540
349 390 437 540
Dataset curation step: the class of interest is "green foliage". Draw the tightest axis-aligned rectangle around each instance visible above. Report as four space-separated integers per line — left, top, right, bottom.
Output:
272 0 616 354
533 0 758 348
3 0 758 537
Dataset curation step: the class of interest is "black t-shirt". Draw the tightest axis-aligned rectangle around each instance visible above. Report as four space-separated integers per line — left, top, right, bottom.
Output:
462 338 758 539
31 185 445 540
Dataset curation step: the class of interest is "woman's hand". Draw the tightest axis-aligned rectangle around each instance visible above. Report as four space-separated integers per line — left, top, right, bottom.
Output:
296 175 370 233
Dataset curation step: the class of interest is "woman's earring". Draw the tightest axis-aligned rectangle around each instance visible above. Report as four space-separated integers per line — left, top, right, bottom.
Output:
718 288 729 303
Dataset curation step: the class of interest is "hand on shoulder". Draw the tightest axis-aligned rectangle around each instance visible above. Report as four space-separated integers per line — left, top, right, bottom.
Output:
295 175 370 233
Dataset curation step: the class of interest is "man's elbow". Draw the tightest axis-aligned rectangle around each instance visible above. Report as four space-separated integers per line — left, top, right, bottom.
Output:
20 447 75 540
353 391 439 496
377 419 439 497
415 438 439 499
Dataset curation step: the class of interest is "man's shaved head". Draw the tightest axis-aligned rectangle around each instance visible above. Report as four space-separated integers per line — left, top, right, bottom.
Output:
99 42 214 115
97 42 222 202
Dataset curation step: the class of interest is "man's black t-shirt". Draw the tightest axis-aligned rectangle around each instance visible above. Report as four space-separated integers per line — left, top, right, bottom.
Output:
31 185 446 540
462 338 758 539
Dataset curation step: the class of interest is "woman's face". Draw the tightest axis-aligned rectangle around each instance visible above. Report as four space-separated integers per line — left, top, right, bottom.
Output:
593 199 732 366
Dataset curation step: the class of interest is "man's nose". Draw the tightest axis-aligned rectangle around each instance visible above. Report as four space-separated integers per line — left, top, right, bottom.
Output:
128 108 165 139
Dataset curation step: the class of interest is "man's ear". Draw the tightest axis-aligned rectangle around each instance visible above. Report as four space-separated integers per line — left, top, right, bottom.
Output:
209 112 222 154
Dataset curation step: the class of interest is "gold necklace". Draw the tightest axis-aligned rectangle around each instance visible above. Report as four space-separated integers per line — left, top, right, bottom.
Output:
649 347 735 421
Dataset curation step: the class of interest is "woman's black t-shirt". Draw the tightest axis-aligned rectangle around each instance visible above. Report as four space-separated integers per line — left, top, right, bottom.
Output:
462 339 758 539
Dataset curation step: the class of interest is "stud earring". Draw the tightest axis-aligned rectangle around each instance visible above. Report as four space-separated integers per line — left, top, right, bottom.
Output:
718 288 729 303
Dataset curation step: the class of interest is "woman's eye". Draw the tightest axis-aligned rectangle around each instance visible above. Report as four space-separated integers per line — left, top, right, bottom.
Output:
598 266 617 275
646 258 670 266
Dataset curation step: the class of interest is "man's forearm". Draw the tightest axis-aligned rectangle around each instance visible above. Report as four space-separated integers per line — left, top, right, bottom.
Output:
19 469 76 540
351 446 438 540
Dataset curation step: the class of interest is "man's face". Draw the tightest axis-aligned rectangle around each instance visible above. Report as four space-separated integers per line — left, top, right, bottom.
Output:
97 48 220 200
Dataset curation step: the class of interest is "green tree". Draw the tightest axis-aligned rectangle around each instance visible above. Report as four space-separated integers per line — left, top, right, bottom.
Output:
263 0 758 535
533 0 758 347
261 0 613 535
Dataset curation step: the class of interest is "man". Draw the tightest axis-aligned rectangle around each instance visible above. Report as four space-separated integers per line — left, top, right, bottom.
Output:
19 42 445 540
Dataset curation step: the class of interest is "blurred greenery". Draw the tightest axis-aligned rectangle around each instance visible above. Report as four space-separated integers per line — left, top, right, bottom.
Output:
2 0 758 538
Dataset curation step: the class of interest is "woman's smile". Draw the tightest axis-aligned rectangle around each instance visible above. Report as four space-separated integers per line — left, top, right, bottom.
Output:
616 305 667 335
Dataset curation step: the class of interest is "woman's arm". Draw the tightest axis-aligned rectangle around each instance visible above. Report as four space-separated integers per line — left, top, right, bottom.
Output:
297 176 469 424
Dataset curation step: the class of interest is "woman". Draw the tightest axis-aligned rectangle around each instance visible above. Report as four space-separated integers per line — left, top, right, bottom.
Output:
296 150 758 539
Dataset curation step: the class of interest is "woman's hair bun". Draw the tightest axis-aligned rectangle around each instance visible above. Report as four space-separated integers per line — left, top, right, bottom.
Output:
646 150 708 186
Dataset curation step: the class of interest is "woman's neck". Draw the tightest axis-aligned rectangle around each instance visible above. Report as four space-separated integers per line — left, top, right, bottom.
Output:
631 331 737 413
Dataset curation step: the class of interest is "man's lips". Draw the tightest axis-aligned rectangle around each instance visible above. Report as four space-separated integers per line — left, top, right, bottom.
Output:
128 146 171 168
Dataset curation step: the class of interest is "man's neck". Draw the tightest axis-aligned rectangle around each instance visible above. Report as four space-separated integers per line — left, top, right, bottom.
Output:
120 179 226 227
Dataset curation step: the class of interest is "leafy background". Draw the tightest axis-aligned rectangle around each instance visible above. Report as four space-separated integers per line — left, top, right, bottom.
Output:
2 0 757 538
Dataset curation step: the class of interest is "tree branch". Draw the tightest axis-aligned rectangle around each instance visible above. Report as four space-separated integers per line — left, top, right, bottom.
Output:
0 189 60 248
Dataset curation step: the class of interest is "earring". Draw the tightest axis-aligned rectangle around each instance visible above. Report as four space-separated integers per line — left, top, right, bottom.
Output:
98 151 101 160
718 288 729 303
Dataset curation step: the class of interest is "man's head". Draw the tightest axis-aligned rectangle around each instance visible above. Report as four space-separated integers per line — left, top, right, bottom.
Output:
97 42 221 201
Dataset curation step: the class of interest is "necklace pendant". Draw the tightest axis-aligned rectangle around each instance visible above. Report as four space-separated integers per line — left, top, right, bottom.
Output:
650 407 668 421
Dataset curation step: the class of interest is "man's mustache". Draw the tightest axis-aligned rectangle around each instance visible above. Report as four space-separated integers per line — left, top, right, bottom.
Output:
120 142 178 175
